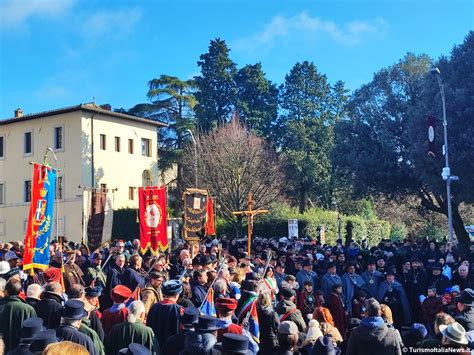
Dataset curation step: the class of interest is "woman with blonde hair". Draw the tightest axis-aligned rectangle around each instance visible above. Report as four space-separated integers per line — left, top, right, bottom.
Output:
380 303 403 346
312 307 343 345
257 291 279 354
43 341 88 355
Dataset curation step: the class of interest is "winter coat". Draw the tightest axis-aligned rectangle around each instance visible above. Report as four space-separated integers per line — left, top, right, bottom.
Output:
34 291 63 329
455 307 474 332
141 284 162 315
346 316 402 355
55 324 98 355
0 296 37 352
180 331 217 355
105 320 158 355
275 299 306 332
257 305 280 354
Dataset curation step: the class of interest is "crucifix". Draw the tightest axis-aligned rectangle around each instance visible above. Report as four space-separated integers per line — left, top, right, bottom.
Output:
232 192 269 257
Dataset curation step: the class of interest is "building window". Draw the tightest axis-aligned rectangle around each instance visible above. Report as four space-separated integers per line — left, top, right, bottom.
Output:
141 138 151 157
24 180 32 202
24 131 33 155
142 170 152 187
128 139 134 154
100 183 107 192
53 126 64 150
0 135 5 159
56 176 63 200
100 134 106 150
0 183 4 206
129 187 134 200
115 137 121 152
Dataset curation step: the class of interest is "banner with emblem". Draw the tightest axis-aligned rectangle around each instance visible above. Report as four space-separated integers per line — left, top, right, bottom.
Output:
23 163 57 271
138 186 168 253
183 189 208 242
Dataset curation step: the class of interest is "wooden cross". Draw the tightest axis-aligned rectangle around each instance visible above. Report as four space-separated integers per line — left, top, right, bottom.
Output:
232 192 269 257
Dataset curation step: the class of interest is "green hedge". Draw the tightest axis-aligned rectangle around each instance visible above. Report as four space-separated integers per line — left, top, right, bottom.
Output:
217 205 391 246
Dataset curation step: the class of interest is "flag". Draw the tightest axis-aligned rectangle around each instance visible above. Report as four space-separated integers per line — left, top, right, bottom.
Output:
183 189 208 242
102 194 114 243
138 186 168 254
248 300 260 343
86 191 107 251
201 288 216 317
205 197 216 236
82 190 91 246
23 164 57 271
427 115 436 156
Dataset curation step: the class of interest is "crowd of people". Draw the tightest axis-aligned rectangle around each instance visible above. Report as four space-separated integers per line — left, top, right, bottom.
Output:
0 234 474 354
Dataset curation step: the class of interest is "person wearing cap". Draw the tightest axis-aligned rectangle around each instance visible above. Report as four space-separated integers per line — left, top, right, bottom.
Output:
55 300 97 355
68 285 105 354
346 298 402 355
117 343 151 355
407 257 428 322
321 262 342 301
341 262 368 316
274 262 287 290
162 306 199 355
275 287 306 332
361 257 384 298
4 251 20 270
376 271 412 328
6 317 45 355
34 282 63 329
275 321 299 355
105 300 158 355
297 280 319 321
181 315 218 354
63 250 85 293
101 285 132 334
28 329 59 353
439 322 470 352
215 297 259 354
85 253 107 289
141 271 164 315
454 288 474 331
147 279 183 348
429 263 451 296
296 259 319 292
213 333 252 355
328 283 349 341
0 280 37 352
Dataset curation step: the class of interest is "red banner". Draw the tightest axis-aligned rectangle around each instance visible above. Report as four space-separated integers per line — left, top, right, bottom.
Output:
138 186 168 254
205 197 216 236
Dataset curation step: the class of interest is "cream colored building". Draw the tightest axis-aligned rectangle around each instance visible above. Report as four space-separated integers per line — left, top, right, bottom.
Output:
0 103 169 243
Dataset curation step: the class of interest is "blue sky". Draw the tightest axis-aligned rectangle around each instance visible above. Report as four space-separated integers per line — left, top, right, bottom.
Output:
0 0 472 119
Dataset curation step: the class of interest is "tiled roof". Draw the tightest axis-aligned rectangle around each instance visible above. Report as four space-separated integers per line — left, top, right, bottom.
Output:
0 103 168 127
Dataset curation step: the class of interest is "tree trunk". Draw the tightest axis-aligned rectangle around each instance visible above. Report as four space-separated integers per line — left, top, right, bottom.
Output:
299 173 306 214
452 202 470 252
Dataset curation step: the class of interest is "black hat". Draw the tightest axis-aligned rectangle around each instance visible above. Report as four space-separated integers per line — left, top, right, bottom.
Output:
431 263 443 271
302 259 313 267
326 262 337 270
29 330 58 352
345 262 356 271
311 336 339 355
280 287 296 299
332 283 343 290
200 255 212 266
348 318 361 330
85 286 103 298
366 256 377 265
61 300 87 320
386 270 397 277
92 252 102 260
304 280 314 286
17 317 45 340
118 343 151 355
180 307 200 327
245 272 260 282
3 267 20 280
213 333 251 354
192 256 202 266
456 288 474 307
196 315 219 332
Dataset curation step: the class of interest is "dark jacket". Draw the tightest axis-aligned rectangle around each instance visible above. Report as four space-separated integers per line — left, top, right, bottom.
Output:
257 305 279 355
190 281 208 308
105 320 158 355
346 316 402 355
455 307 474 332
56 324 98 355
147 300 183 348
162 330 192 355
34 291 63 329
180 331 217 355
119 267 146 292
275 299 306 332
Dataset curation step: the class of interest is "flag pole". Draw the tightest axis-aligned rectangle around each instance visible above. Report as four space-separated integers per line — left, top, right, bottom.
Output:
199 255 228 311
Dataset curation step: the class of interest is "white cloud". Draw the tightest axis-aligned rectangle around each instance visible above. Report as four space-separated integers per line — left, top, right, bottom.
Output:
233 12 388 52
0 0 74 28
81 8 142 39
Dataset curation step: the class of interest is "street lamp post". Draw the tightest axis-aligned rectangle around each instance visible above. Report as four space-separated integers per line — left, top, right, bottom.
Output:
430 67 458 242
186 129 198 188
